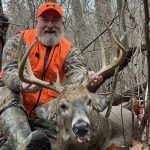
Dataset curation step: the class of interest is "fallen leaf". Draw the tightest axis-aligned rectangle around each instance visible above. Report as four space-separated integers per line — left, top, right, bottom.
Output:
107 144 123 150
130 140 149 150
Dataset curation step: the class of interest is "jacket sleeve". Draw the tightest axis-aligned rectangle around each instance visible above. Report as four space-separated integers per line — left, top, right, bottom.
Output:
2 34 24 92
63 47 88 85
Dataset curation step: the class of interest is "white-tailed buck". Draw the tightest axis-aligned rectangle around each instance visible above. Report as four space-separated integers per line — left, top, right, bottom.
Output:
18 27 132 150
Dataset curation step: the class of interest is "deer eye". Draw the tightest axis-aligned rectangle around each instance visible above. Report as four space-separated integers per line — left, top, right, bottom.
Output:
60 103 68 111
87 99 92 106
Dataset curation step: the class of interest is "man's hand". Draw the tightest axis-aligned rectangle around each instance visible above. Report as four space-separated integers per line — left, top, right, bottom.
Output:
88 71 103 88
21 82 42 93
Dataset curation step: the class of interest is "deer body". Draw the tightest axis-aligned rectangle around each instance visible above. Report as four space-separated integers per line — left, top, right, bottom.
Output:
35 83 132 150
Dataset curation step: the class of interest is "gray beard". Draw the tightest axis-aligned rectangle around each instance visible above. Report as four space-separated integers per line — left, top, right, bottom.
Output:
38 31 64 47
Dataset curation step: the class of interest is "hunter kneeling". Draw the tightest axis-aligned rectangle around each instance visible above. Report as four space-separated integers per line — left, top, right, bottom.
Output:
0 2 102 150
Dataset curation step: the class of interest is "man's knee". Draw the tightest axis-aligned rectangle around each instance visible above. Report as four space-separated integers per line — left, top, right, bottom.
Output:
0 86 24 113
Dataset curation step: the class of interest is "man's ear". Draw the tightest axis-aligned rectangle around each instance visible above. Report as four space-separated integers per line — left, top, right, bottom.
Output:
62 17 65 25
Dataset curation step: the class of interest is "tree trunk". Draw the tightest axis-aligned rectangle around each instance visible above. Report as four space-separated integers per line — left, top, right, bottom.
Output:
0 0 9 71
26 0 36 28
71 0 87 49
143 0 150 144
116 0 128 49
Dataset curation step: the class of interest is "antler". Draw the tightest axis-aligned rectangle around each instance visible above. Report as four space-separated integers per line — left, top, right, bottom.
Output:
82 25 126 87
18 32 63 93
96 25 126 77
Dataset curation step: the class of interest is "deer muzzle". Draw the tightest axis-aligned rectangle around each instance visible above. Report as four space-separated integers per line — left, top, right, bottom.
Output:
72 119 90 143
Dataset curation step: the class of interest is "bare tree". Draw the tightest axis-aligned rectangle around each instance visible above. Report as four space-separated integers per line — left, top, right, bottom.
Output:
71 0 87 49
116 0 128 49
26 0 36 28
45 0 57 3
0 0 8 71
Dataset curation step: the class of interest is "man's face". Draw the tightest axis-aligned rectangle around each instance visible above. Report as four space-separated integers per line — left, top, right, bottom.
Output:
36 10 64 47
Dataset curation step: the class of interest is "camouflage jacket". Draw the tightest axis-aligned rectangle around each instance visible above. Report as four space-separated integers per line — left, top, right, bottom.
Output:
2 34 87 92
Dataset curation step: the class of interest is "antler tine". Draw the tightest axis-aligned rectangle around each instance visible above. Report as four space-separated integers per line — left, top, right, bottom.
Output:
95 25 126 77
18 32 24 63
99 36 107 68
18 33 62 93
53 69 64 92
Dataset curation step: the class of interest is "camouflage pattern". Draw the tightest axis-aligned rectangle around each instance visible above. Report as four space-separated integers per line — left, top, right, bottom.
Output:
0 98 55 149
63 46 87 85
0 140 12 150
0 86 24 113
2 34 26 92
0 86 25 148
0 107 32 150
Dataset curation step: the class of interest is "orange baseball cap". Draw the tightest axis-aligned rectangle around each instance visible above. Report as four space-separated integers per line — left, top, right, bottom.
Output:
37 2 63 17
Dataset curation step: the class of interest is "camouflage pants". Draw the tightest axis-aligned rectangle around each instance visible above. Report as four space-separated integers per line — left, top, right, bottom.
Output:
0 86 24 114
0 86 56 149
0 118 57 150
0 86 24 149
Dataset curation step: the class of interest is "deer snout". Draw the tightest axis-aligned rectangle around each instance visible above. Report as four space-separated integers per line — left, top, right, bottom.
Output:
73 119 90 137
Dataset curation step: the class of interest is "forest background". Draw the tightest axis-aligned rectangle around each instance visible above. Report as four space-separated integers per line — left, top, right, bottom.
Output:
0 0 150 148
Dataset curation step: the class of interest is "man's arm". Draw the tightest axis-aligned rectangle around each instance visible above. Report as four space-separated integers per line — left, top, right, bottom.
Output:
2 34 41 93
2 34 23 92
63 47 103 92
63 47 87 85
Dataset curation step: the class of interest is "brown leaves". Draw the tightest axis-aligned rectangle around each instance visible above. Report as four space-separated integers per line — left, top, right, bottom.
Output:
132 97 144 116
130 140 149 150
106 141 149 150
106 144 123 150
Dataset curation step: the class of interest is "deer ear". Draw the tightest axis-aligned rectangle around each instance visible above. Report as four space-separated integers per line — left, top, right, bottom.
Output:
92 93 111 112
92 94 103 112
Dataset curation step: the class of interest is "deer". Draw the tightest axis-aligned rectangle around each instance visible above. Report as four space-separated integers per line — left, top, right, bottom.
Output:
18 27 132 150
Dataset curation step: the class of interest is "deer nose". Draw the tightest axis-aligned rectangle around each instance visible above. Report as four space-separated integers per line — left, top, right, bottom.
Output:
73 119 90 136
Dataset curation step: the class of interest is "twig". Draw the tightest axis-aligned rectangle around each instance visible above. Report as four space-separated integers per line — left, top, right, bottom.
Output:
81 12 118 53
0 21 24 27
105 67 119 118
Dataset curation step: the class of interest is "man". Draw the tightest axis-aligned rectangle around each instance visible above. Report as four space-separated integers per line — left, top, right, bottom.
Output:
0 2 102 150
